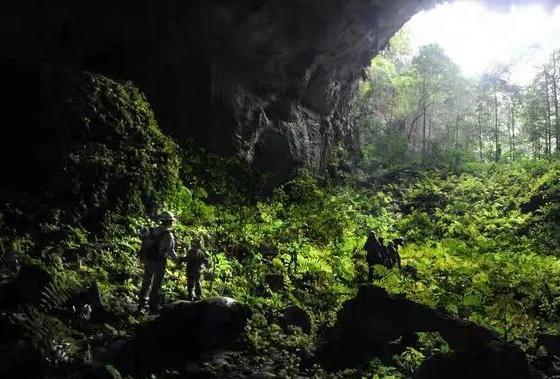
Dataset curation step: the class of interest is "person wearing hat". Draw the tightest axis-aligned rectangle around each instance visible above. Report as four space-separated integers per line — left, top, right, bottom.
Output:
183 238 209 301
137 211 178 313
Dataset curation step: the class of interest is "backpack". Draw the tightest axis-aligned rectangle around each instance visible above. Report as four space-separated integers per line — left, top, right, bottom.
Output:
139 228 170 262
186 248 208 272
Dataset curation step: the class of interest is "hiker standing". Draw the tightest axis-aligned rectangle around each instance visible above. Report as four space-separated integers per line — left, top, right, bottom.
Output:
137 211 177 313
364 230 384 282
392 237 406 269
184 239 209 301
386 241 398 268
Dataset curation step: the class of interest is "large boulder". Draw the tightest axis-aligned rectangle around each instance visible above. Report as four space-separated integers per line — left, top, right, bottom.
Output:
317 285 533 377
0 65 180 231
112 297 250 376
64 283 107 323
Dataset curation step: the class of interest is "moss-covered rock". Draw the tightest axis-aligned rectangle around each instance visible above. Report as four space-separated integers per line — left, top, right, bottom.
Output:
2 68 181 232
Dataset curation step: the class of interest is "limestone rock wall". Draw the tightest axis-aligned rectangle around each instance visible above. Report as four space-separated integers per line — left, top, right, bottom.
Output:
0 0 438 182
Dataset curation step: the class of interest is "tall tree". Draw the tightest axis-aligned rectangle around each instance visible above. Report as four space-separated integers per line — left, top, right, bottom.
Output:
481 65 509 162
544 67 553 156
522 74 549 158
504 83 522 162
551 50 560 152
411 44 460 161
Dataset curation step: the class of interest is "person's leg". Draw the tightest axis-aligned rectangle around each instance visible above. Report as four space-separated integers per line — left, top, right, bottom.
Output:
187 272 194 300
149 260 166 312
138 264 155 311
367 264 374 282
194 275 202 300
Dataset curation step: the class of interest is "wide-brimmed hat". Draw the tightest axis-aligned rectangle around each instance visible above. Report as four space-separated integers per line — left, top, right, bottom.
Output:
158 211 176 222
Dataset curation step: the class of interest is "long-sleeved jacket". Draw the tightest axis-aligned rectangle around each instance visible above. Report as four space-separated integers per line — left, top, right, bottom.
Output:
154 226 177 260
184 248 208 275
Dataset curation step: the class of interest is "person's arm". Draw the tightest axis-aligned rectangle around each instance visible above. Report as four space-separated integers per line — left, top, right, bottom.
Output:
158 231 178 259
202 250 210 268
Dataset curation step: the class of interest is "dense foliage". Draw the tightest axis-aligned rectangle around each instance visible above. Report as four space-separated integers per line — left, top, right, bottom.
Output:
3 66 560 378
354 29 560 169
3 139 560 377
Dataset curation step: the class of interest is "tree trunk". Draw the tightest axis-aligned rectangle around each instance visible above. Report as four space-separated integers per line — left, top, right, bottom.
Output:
511 105 515 162
507 110 512 162
428 111 433 154
494 89 499 162
545 69 553 156
552 51 559 153
455 115 460 150
478 106 483 161
422 78 427 161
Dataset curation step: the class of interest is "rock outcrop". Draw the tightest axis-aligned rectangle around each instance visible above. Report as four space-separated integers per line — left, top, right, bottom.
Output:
317 285 534 378
112 297 250 377
279 305 312 334
0 68 180 230
1 0 439 183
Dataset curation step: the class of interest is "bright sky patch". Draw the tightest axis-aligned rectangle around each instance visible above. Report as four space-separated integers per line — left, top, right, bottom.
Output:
406 1 560 84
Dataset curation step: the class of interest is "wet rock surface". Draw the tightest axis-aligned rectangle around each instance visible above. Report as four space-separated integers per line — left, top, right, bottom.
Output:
112 297 250 377
317 285 533 377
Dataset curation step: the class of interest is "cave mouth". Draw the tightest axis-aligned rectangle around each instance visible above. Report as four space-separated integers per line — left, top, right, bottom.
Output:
2 0 560 185
2 2 560 379
354 0 560 168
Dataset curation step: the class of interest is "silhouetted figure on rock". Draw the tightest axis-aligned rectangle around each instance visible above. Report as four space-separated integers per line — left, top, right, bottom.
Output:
386 241 398 268
137 211 178 314
378 236 388 267
387 237 405 269
364 230 384 281
183 239 209 301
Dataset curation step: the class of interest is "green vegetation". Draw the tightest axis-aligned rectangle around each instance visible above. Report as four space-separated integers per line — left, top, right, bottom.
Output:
354 29 560 169
2 64 560 377
3 136 560 377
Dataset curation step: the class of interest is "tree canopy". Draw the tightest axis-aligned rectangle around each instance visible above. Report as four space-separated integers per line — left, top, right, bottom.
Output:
354 30 560 169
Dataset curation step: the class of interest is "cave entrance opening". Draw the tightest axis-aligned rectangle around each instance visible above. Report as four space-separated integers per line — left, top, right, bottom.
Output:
355 0 560 167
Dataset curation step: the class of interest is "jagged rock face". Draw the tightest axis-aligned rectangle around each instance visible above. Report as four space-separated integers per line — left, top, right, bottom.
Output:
5 0 556 181
2 0 436 182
